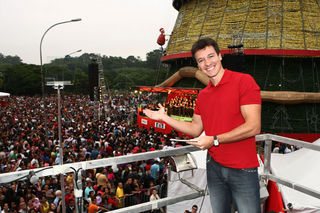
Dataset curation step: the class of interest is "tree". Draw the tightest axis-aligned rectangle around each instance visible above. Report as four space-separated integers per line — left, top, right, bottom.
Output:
3 64 40 95
126 55 144 67
146 49 163 69
68 68 89 94
0 54 22 65
0 49 170 94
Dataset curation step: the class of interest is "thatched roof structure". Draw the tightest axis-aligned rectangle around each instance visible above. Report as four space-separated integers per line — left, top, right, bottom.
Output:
163 0 320 61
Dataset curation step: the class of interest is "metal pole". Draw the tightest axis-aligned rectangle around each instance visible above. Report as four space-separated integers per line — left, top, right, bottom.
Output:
45 81 72 213
263 139 272 176
57 86 66 213
39 19 81 212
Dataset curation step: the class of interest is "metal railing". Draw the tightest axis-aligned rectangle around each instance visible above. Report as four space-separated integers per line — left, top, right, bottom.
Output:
0 146 198 183
0 145 200 213
0 134 319 212
256 134 320 200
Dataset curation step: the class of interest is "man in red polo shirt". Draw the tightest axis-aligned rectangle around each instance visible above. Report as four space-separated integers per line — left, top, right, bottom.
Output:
144 38 261 213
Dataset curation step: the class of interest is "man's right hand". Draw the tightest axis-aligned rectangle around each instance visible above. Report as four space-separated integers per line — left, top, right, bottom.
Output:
143 103 166 121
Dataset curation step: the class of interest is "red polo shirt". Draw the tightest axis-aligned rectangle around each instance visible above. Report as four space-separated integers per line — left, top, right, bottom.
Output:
194 69 261 168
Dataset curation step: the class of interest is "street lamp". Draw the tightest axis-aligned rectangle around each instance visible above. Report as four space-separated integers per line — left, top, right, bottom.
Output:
40 18 81 98
46 81 72 213
64 49 82 81
39 19 80 213
65 49 82 58
39 18 81 167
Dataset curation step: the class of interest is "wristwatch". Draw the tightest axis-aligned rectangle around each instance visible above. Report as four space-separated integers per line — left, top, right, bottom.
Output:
213 135 220 147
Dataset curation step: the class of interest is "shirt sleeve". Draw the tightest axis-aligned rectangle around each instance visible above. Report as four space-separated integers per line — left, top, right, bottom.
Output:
194 96 201 115
239 74 261 105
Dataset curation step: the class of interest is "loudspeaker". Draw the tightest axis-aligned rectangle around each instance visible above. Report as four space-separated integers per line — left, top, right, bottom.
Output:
88 62 99 101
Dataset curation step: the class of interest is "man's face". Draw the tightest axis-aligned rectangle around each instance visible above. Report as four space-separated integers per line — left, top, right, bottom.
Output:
195 45 222 79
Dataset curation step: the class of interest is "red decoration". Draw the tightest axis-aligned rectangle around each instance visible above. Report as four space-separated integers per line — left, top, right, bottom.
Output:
157 28 166 46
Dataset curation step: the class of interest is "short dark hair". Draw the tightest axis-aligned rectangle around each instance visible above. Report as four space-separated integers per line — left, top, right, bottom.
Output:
191 38 220 59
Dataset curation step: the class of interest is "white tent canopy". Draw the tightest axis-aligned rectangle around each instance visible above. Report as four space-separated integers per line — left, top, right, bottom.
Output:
271 139 320 212
0 92 10 97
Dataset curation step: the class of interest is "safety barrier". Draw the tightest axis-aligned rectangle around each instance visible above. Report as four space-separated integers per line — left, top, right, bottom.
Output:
0 134 319 212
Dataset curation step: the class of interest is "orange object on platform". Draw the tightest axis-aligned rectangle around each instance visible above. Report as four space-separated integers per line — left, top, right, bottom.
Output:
265 180 285 213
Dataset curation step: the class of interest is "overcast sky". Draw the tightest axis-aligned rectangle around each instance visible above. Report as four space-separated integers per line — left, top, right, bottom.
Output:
0 0 178 65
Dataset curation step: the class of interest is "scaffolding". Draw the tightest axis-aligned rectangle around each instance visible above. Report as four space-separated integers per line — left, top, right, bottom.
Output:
94 56 110 120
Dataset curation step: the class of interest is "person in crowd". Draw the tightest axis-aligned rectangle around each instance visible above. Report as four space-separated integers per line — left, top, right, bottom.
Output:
87 196 108 213
39 196 50 213
115 182 124 208
96 172 108 188
42 183 54 203
144 38 262 212
191 204 198 213
17 200 28 213
1 203 10 213
150 160 160 183
53 190 62 208
123 177 135 206
184 204 198 213
84 178 94 202
65 196 76 213
149 189 164 213
48 203 57 213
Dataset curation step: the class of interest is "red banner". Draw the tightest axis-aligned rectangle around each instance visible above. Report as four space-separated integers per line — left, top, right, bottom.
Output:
137 114 172 134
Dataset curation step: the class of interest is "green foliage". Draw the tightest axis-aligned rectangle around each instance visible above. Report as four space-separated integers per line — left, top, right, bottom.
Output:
0 53 22 65
0 50 169 95
146 49 163 69
109 67 157 89
69 68 89 94
2 64 41 95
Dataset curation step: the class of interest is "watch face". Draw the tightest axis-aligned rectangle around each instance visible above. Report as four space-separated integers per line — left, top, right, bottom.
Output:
213 135 219 146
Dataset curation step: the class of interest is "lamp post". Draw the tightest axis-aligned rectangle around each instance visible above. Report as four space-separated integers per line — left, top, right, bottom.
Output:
40 18 81 99
46 81 72 213
39 20 81 192
39 20 81 212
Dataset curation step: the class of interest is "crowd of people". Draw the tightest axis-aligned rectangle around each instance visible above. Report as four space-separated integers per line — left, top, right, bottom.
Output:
272 143 299 154
0 93 182 212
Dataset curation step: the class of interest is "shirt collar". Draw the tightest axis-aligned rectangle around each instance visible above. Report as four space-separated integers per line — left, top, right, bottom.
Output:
208 69 231 88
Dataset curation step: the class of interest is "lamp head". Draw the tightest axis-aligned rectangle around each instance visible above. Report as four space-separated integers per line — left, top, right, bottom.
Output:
71 18 82 22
